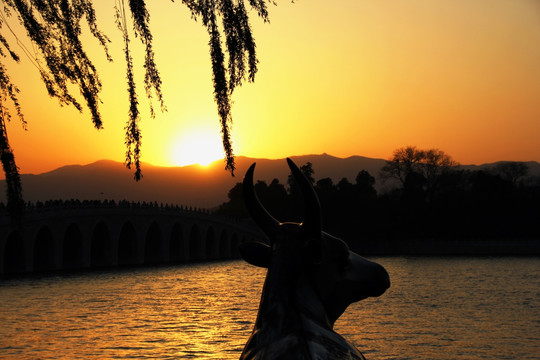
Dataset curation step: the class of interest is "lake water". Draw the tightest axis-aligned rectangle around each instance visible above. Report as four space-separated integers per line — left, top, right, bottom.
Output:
1 257 539 359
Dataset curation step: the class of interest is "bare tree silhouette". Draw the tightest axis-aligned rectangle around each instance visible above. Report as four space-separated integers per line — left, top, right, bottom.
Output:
380 146 458 191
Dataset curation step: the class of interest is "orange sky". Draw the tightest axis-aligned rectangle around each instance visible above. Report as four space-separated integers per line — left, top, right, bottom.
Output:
3 0 540 175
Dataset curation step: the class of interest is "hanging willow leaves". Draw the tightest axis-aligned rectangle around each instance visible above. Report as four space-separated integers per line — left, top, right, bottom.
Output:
0 11 26 224
115 1 142 180
0 48 25 224
128 0 165 117
0 0 278 219
6 0 110 128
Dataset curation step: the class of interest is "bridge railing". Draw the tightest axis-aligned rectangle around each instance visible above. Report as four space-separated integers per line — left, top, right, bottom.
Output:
0 199 242 220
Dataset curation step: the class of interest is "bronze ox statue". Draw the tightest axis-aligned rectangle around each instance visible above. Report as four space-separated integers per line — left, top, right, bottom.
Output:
239 158 390 360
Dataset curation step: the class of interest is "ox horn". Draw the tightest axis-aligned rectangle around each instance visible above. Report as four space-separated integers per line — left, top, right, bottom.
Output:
243 163 280 236
286 158 322 238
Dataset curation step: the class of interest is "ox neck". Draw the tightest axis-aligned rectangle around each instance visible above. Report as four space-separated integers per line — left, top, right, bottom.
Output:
254 261 333 335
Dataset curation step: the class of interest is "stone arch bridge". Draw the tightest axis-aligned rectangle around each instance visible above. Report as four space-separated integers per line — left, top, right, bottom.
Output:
0 203 264 276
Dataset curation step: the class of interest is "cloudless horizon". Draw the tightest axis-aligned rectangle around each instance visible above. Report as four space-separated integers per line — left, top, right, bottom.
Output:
3 0 540 175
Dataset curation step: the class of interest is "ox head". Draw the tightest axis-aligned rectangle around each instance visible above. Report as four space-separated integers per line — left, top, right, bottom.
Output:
240 158 390 326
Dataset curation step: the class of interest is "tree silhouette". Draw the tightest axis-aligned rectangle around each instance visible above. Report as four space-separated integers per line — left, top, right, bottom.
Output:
379 146 424 187
490 161 529 187
355 170 376 198
0 0 276 220
380 146 458 197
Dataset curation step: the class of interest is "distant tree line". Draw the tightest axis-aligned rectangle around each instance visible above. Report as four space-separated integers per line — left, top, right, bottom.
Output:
216 146 540 251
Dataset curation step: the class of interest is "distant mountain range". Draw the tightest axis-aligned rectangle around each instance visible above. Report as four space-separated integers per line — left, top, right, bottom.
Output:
2 154 539 209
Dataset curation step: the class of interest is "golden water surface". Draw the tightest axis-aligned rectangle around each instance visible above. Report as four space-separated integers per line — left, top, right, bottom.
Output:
1 258 539 359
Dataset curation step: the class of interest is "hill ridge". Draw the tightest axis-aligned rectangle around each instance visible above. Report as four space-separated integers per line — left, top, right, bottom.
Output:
2 154 539 208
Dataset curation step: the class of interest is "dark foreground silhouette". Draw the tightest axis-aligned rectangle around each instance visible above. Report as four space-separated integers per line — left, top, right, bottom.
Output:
218 158 540 255
239 159 390 359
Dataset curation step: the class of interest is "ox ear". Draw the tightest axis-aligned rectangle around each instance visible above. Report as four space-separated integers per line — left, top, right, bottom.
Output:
239 241 272 268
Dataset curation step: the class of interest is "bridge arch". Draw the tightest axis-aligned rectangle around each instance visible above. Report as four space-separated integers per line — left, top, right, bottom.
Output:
169 222 185 262
3 230 25 274
118 221 138 266
231 233 241 258
34 225 56 272
219 229 230 259
145 221 164 264
91 221 113 267
205 226 218 260
189 224 203 261
62 223 84 270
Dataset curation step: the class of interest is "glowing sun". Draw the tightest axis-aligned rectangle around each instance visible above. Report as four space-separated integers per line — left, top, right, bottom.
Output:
170 129 224 167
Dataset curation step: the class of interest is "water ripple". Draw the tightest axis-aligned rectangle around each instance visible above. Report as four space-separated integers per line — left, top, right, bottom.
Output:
1 258 539 359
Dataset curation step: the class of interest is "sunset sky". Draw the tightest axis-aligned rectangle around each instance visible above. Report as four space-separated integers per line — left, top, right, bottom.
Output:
3 0 540 175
